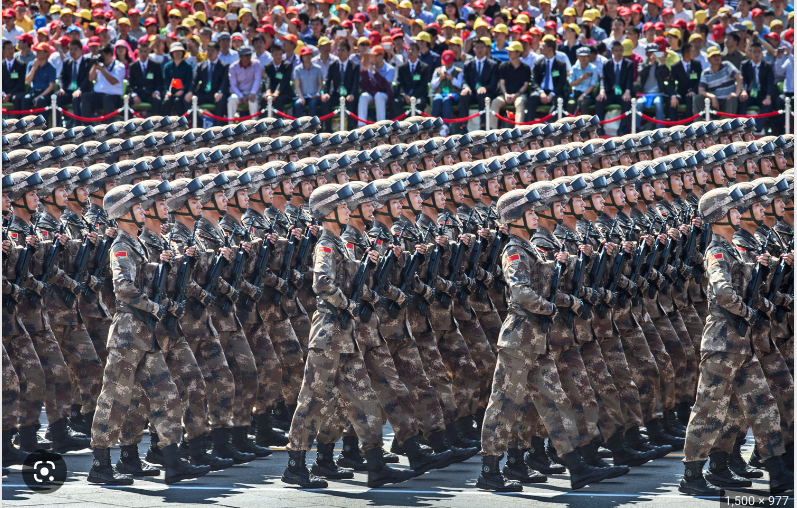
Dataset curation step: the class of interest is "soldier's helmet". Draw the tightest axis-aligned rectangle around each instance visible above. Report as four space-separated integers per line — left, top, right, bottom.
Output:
372 177 407 209
418 168 453 201
769 173 793 202
166 177 205 212
590 167 628 194
388 170 433 193
310 183 353 219
84 163 121 194
244 166 278 195
5 149 39 173
558 174 592 198
138 179 173 212
2 171 44 202
346 181 380 211
730 180 771 210
699 186 749 223
37 168 78 199
104 182 149 220
198 172 233 204
224 169 256 199
497 187 542 224
527 180 570 210
117 160 151 185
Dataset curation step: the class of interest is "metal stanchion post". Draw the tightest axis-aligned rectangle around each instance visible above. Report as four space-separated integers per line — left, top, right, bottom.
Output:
705 97 711 122
267 96 273 119
631 97 638 134
123 94 129 121
557 97 563 120
340 95 346 131
484 97 491 131
786 97 791 135
411 97 417 117
50 94 57 128
191 95 198 128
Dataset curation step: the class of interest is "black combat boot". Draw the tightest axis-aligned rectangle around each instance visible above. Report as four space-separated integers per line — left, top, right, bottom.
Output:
49 418 90 454
579 440 630 478
231 426 271 458
271 402 291 431
446 424 480 450
311 442 354 479
87 448 134 485
605 431 653 467
145 431 164 466
364 446 415 488
2 430 26 467
456 416 479 442
336 436 367 471
474 408 486 436
15 424 50 453
115 444 160 476
161 443 211 485
382 448 400 463
728 436 764 478
282 450 328 488
679 460 725 497
187 436 234 471
784 444 793 472
428 430 479 463
525 436 565 474
663 411 686 437
476 455 523 492
69 404 86 434
646 418 684 450
626 425 672 458
502 448 547 483
562 450 615 490
402 436 454 475
211 428 255 464
254 413 289 447
546 439 566 466
704 451 752 488
763 455 795 495
675 401 692 426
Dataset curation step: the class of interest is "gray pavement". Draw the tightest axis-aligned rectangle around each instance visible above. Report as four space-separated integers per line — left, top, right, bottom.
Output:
3 417 793 508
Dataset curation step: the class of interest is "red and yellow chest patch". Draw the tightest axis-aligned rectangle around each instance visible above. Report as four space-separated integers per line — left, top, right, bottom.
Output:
114 251 128 259
318 246 332 257
507 253 521 265
736 246 747 254
9 232 18 240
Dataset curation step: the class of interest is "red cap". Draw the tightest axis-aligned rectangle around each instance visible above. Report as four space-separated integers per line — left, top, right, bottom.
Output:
642 21 654 31
290 17 301 27
12 1 24 8
49 20 61 30
166 31 178 39
95 25 107 34
33 42 51 52
618 7 631 16
144 17 158 26
661 7 673 15
381 35 393 43
765 32 781 45
390 27 404 37
441 49 455 65
88 36 101 46
654 21 665 30
687 21 696 31
341 19 353 28
631 4 643 13
213 16 225 24
429 22 440 31
92 8 105 17
232 32 244 40
783 28 794 45
257 23 275 35
280 33 298 44
128 8 140 15
673 18 687 28
15 33 33 44
137 34 150 45
711 23 724 40
353 12 367 22
367 3 378 11
529 27 543 36
654 35 667 52
59 35 71 47
544 20 557 30
510 24 523 33
2 8 15 18
369 45 385 55
300 46 313 56
520 34 534 43
473 0 485 7
752 8 763 17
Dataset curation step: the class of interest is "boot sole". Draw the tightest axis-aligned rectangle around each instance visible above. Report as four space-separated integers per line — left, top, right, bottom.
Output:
257 438 289 447
704 473 752 488
678 481 725 497
87 475 134 486
367 471 416 488
502 469 548 483
115 465 161 477
450 447 480 463
613 456 650 468
770 484 793 495
51 443 90 454
165 469 210 485
476 478 523 492
570 468 616 490
191 459 234 471
281 471 328 488
730 469 764 479
310 465 355 479
526 461 567 475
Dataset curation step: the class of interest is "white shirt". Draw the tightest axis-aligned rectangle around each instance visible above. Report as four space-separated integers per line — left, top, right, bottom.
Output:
93 58 125 95
254 49 273 68
311 53 338 80
48 51 64 78
218 49 239 66
672 8 693 23
2 24 24 43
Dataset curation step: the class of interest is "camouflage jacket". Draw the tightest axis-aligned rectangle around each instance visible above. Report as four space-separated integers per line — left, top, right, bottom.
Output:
108 229 158 351
2 241 27 337
83 202 116 314
645 204 676 315
196 216 242 333
498 234 558 353
531 225 577 347
554 222 594 343
577 218 616 339
139 226 190 340
261 205 306 317
341 224 382 348
418 212 459 330
597 211 643 329
36 210 84 326
286 202 317 315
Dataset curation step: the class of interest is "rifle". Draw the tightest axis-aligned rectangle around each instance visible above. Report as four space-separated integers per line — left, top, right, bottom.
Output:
627 218 658 308
598 219 636 316
439 209 474 307
366 225 407 322
146 228 175 331
645 215 673 298
272 212 300 304
287 207 316 300
676 207 699 292
4 216 38 309
475 210 507 301
165 221 198 329
341 234 379 328
564 223 591 327
62 218 99 308
388 224 432 318
583 218 618 319
755 236 789 329
667 208 690 292
220 223 248 317
192 225 232 319
30 221 66 308
694 215 713 285
241 216 276 311
418 214 450 316
460 208 491 300
739 231 772 336
775 237 794 322
83 219 117 303
542 232 568 332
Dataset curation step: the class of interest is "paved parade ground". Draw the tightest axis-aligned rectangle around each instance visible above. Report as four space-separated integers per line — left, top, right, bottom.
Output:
3 417 792 508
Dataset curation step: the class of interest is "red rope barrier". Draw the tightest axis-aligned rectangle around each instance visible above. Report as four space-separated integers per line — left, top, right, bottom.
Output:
492 111 556 125
203 109 264 122
59 107 121 122
2 106 49 115
346 111 409 124
419 111 482 123
274 110 296 120
638 112 702 125
598 111 631 125
714 110 783 119
131 110 145 119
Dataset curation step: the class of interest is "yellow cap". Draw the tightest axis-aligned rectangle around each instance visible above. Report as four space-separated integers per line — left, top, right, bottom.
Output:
621 38 634 56
212 2 227 10
77 8 90 20
455 22 466 29
492 23 508 34
328 15 340 24
189 34 201 45
110 1 127 13
473 17 490 30
181 18 195 27
689 32 704 42
582 10 597 21
706 46 721 58
789 11 794 20
742 20 754 29
168 8 182 17
667 28 681 38
770 19 783 29
565 23 580 36
317 36 332 46
479 36 492 46
443 20 455 28
337 3 351 11
399 0 412 8
539 0 551 4
237 8 252 20
447 36 463 45
542 34 556 42
65 0 77 8
412 18 425 26
507 40 523 52
118 17 131 25
563 7 576 16
694 9 706 24
61 6 74 16
436 14 448 23
718 6 731 15
516 13 530 23
386 0 398 5
357 36 371 45
416 31 431 42
295 41 304 56
193 11 206 23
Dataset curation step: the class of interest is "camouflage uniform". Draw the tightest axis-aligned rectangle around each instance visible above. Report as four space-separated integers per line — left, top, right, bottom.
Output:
287 228 383 452
81 203 116 366
682 234 784 463
481 234 580 458
90 230 182 450
285 202 315 357
768 221 794 372
2 344 20 432
470 202 504 353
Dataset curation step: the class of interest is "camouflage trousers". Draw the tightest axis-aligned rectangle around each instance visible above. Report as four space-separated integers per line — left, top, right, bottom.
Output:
50 323 102 415
598 334 644 429
407 309 459 425
27 327 72 423
617 319 664 424
684 351 785 462
474 306 503 354
260 304 305 405
669 310 699 403
456 309 497 411
289 312 311 360
775 336 794 376
82 315 111 367
679 304 704 371
187 337 235 430
2 344 20 431
90 347 182 450
436 325 481 419
693 298 709 327
118 335 211 446
5 331 45 427
580 339 625 441
218 329 258 428
549 343 601 447
288 348 383 452
242 320 282 416
637 307 677 412
481 347 580 457
652 314 690 407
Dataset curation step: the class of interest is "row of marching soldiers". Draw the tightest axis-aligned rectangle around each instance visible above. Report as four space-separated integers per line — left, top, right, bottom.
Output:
0 113 793 495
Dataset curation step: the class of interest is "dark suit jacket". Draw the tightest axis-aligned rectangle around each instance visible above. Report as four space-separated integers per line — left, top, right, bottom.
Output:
462 57 499 97
128 59 163 99
395 60 431 100
668 58 702 97
530 57 568 97
264 60 294 99
740 58 775 100
637 61 670 95
601 57 634 95
192 58 229 97
2 57 27 95
324 59 360 97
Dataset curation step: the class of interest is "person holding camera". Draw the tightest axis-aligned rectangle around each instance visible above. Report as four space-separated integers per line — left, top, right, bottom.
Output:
82 43 126 119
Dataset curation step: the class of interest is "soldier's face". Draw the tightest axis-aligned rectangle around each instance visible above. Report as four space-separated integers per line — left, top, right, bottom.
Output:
624 184 639 203
259 185 274 204
621 154 634 165
390 162 401 174
358 168 370 182
580 160 592 173
682 173 694 191
523 209 538 229
543 139 554 148
54 186 69 208
360 201 375 221
336 204 351 223
503 175 517 191
132 203 145 224
712 166 726 186
336 172 350 184
729 208 741 226
554 200 566 220
553 166 565 179
535 167 550 181
450 185 465 204
573 133 583 142
433 190 446 209
723 162 737 180
731 134 742 143
17 191 39 212
745 160 757 176
668 146 679 155
695 167 708 187
443 154 455 166
234 189 250 209
743 133 755 142
590 193 605 212
282 180 295 196
212 191 228 211
572 195 586 215
641 182 655 202
487 178 500 197
300 181 314 199
510 143 521 152
406 161 418 173
469 181 483 201
566 163 578 176
408 190 422 211
316 176 327 187
760 158 773 176
2 193 11 212
459 149 472 162
529 141 540 149
653 180 665 197
499 145 509 155
652 147 664 159
290 154 299 162
246 160 258 168
773 198 786 217
389 198 403 218
483 148 494 158
683 141 694 151
695 140 706 150
601 156 611 168
776 154 788 170
154 199 169 221
424 157 435 170
371 166 384 180
610 188 626 208
517 169 531 186
72 186 89 206
669 175 683 195
720 136 731 145
186 197 202 217
751 202 766 223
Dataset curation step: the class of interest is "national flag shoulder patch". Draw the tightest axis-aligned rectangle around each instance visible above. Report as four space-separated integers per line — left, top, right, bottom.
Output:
376 239 383 246
507 253 521 265
711 253 724 262
737 246 747 253
114 251 128 259
345 242 354 251
535 246 547 254
318 245 332 256
9 232 17 240
41 230 48 238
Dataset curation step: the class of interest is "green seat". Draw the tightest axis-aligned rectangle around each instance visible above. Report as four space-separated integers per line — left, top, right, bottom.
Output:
606 104 622 112
2 102 13 108
131 102 152 111
746 105 761 113
199 103 216 111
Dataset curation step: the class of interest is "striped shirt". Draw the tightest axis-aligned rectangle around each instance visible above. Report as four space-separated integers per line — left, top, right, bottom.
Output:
699 61 740 100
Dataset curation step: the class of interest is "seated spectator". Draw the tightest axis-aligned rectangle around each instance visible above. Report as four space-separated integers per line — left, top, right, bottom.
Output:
527 38 567 117
668 42 702 119
695 46 742 115
596 41 634 134
193 41 229 125
57 39 92 125
567 46 598 114
3 9 24 44
114 39 133 77
227 45 262 119
392 42 429 119
738 41 775 132
14 32 34 66
637 46 671 122
491 40 531 124
430 49 462 129
114 17 138 51
293 46 324 118
2 39 26 111
312 36 338 80
217 31 238 65
490 23 509 62
81 43 125 118
263 44 294 113
721 31 747 69
416 31 440 70
558 23 583 64
459 37 498 132
128 37 163 115
163 42 194 116
322 40 359 130
359 45 395 125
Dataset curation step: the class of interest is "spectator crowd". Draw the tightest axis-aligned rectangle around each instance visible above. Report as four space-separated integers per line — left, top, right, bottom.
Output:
2 0 794 135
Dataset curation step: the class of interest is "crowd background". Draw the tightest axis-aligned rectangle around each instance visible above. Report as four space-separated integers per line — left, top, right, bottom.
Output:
1 0 795 135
